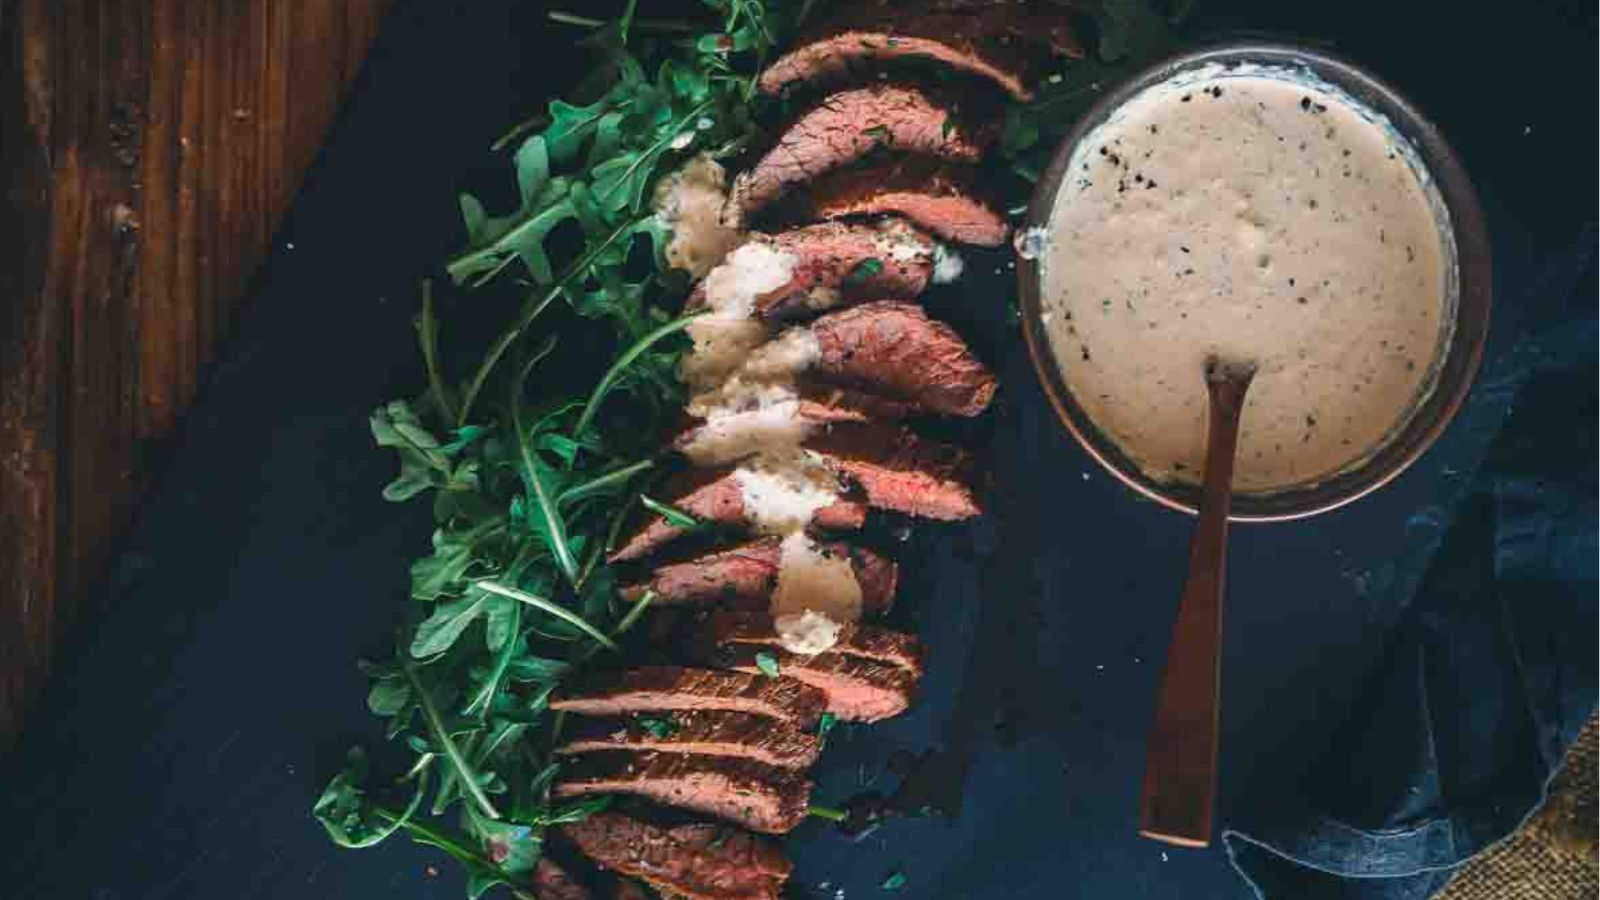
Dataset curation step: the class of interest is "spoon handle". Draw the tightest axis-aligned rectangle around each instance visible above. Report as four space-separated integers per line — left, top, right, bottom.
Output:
1138 362 1254 848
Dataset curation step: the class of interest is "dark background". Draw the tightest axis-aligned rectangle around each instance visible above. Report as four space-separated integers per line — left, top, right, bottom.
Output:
0 2 1593 898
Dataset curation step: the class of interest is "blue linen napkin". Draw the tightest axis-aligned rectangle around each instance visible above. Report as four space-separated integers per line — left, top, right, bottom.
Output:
1222 230 1597 899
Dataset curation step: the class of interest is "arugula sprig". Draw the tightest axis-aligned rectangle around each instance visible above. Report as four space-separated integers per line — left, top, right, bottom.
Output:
316 4 794 897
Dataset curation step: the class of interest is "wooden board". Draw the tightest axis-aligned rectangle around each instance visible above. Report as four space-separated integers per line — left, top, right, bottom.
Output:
0 0 388 748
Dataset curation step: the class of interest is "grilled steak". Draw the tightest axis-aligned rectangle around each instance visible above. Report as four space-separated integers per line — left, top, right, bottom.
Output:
556 710 822 770
550 666 827 728
618 536 898 617
812 301 997 416
687 220 934 323
757 3 1084 102
673 381 917 465
729 84 996 219
553 751 811 834
532 857 593 900
807 422 983 520
561 810 792 900
607 466 867 563
707 611 924 676
801 159 1009 246
702 644 917 722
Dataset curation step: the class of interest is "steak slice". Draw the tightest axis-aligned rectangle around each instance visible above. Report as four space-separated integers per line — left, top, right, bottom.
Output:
811 301 997 416
801 159 1009 246
807 422 983 520
673 381 918 466
608 466 866 563
561 810 791 900
757 4 1084 102
686 220 934 323
729 84 996 219
550 666 827 729
553 751 811 834
707 611 924 676
556 710 822 770
702 644 917 723
618 536 898 617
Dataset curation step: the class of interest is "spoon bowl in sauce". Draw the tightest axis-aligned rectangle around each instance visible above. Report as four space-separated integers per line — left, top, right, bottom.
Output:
1017 43 1490 521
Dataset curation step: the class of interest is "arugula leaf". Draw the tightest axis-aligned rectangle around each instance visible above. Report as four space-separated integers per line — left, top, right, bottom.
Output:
411 589 492 658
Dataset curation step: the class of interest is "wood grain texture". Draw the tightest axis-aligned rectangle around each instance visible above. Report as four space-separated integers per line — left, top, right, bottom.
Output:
0 0 387 750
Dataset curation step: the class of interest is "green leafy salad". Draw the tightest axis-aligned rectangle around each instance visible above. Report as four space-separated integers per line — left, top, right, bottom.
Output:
312 2 1188 897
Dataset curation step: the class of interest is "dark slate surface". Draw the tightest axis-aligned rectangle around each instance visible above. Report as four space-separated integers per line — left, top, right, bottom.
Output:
0 2 1592 899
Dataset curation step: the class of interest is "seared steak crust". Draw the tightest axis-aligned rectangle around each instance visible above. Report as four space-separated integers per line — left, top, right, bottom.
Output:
802 159 1009 246
608 466 866 563
560 810 792 900
551 666 827 728
707 611 924 676
702 644 917 723
757 3 1084 101
812 301 997 416
687 221 935 323
552 751 811 834
730 84 996 218
807 422 983 520
556 710 823 770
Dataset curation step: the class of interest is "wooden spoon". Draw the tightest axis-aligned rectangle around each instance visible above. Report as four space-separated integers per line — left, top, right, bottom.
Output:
1138 356 1256 848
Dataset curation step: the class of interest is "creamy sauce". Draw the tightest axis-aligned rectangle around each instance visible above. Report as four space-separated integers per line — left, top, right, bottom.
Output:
657 155 743 278
1041 67 1451 492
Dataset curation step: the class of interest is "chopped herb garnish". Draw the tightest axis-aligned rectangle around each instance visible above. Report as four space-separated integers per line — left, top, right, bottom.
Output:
862 124 892 143
844 257 885 286
817 712 838 739
941 115 955 139
882 870 908 891
754 651 781 677
639 716 678 739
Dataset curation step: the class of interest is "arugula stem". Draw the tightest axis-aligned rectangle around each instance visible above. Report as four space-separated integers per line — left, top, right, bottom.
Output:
457 220 633 427
477 581 619 651
417 280 457 424
547 10 696 33
572 312 705 437
510 338 579 582
610 588 655 638
595 101 715 207
465 602 522 718
400 659 501 820
557 457 656 507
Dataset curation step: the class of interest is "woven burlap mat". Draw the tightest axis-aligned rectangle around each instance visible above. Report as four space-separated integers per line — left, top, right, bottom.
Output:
1435 714 1598 900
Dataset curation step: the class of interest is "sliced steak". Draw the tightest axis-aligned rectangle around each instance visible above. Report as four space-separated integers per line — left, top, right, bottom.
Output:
673 381 917 465
757 4 1084 101
702 645 917 723
618 536 898 617
553 751 810 834
556 710 822 770
729 84 996 219
687 220 934 323
801 159 1009 246
532 857 593 900
707 611 924 676
807 422 983 520
561 810 791 900
550 666 827 728
608 466 866 563
811 301 997 416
